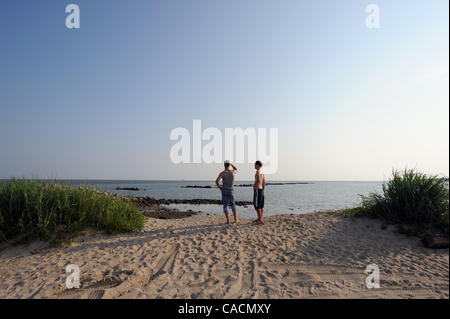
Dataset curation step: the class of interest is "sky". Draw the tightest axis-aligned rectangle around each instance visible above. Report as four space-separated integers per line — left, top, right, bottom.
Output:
0 0 448 181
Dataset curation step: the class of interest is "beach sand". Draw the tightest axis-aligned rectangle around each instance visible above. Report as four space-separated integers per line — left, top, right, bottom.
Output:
0 213 448 299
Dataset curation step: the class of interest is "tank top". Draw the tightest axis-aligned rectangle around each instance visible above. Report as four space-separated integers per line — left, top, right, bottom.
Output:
222 170 234 190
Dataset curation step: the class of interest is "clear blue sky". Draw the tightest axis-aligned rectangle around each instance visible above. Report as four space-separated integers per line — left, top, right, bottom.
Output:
0 0 448 180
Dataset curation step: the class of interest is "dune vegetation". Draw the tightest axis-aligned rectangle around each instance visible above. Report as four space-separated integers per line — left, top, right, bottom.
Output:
0 179 145 244
338 169 449 236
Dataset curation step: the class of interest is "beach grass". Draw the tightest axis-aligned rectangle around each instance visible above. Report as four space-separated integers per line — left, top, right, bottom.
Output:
0 179 145 243
333 169 449 236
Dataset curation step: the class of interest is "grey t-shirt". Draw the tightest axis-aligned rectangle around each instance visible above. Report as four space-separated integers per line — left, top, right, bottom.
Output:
222 170 234 190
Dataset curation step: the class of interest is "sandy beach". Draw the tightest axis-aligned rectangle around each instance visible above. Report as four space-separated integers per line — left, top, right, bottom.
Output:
0 213 448 299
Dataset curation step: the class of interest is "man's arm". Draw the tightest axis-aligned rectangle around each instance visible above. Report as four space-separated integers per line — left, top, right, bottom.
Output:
230 163 238 175
216 172 224 190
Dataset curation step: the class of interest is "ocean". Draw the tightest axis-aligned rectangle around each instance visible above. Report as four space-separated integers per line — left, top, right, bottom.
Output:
64 180 383 218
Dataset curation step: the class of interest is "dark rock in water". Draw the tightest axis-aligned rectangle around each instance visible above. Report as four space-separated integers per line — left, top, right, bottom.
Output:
132 197 252 206
182 182 313 188
143 210 196 219
422 235 449 249
182 185 213 189
115 187 139 191
119 195 253 220
235 182 313 187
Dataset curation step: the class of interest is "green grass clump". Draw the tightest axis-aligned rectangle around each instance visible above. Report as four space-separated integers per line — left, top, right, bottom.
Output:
0 179 145 243
351 169 449 235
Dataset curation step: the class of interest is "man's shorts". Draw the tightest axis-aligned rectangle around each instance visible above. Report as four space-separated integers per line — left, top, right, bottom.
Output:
221 188 236 213
253 189 265 209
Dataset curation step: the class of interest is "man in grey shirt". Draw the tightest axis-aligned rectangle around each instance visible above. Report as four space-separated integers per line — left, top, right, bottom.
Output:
215 160 238 225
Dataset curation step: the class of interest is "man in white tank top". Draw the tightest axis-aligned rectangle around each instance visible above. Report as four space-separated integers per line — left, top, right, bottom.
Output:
215 161 238 225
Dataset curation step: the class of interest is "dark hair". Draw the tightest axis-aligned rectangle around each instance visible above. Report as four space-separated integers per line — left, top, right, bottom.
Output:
255 161 263 167
224 163 230 168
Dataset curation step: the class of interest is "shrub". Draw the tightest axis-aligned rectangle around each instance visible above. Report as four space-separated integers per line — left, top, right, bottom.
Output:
0 179 145 243
357 169 449 235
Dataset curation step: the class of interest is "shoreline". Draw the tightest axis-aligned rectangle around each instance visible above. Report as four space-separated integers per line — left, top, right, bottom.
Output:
0 212 448 299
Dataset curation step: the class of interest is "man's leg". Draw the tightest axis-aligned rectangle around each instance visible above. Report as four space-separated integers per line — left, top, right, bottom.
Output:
256 190 265 224
225 212 231 224
253 211 259 222
253 189 259 223
254 208 261 223
255 208 261 224
222 190 231 224
260 190 265 223
231 209 239 224
229 193 239 224
257 208 264 224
